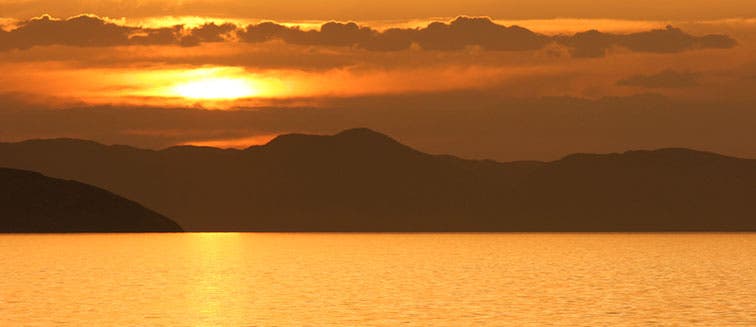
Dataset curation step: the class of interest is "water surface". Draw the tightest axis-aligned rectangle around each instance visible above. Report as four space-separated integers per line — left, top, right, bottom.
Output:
1 233 755 326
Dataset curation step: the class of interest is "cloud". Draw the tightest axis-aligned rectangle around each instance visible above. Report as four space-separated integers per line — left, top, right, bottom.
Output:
2 40 753 107
180 22 237 45
0 14 236 50
0 14 133 50
239 18 736 56
239 17 551 51
0 15 738 57
555 25 737 57
618 70 700 88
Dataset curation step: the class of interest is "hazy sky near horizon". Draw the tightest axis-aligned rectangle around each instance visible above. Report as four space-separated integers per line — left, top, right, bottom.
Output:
3 0 756 20
1 1 755 161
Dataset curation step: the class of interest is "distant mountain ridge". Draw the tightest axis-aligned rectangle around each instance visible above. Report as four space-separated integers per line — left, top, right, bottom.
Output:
0 168 182 232
1 128 754 231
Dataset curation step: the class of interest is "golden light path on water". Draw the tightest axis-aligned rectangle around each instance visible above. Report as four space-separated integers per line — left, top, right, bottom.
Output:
1 233 755 326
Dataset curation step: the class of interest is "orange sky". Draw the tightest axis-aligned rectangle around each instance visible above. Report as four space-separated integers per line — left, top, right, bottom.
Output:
3 0 756 20
1 15 753 106
0 2 755 160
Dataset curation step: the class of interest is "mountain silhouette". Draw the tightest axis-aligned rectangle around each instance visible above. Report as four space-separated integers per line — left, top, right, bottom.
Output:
0 168 182 232
0 128 754 231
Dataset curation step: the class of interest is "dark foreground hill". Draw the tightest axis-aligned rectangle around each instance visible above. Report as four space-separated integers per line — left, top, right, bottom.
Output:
0 128 754 231
0 168 182 232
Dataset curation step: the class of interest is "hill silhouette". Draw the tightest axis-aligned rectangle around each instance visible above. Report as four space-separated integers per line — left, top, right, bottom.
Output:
0 128 754 231
0 168 182 232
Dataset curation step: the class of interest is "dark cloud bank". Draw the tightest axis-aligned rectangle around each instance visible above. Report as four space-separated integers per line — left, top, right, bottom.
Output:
0 15 237 49
618 70 700 88
0 15 737 57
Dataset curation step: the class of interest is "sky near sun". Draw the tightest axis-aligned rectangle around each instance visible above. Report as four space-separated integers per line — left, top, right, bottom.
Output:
1 0 756 161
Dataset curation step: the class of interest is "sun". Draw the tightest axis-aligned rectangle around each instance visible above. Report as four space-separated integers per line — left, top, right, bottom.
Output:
172 77 259 100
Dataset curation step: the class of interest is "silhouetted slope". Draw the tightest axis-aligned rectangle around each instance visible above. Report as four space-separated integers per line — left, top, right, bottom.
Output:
233 128 537 230
0 129 754 231
508 149 756 231
0 168 182 232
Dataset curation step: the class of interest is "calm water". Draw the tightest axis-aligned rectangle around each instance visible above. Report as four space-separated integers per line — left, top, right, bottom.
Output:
1 233 755 326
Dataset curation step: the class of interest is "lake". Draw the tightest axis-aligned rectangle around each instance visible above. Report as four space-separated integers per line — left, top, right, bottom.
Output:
1 233 755 326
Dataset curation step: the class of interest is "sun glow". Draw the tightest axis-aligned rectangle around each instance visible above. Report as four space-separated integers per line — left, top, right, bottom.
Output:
173 77 259 100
